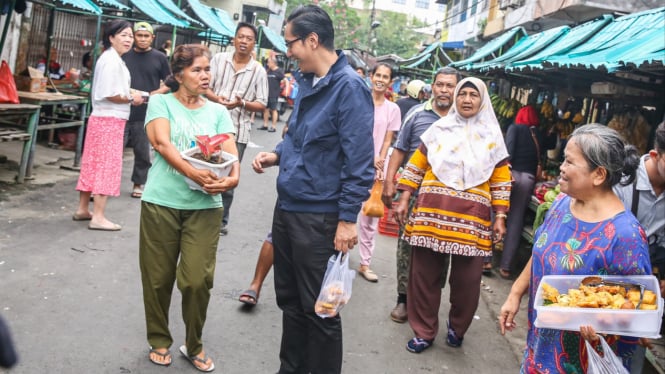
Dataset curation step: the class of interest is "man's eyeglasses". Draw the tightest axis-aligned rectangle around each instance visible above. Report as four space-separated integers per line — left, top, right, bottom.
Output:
285 37 302 49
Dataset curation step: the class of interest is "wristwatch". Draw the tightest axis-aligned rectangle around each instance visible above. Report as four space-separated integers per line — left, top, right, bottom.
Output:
128 95 134 105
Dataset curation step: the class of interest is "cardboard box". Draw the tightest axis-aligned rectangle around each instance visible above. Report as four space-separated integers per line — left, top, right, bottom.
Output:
14 67 48 92
534 275 663 338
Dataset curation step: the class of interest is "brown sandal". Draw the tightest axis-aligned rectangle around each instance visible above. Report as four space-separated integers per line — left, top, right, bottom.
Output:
148 348 172 366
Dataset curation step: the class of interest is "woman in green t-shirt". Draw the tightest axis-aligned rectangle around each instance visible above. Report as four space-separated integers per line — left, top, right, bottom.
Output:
139 44 238 372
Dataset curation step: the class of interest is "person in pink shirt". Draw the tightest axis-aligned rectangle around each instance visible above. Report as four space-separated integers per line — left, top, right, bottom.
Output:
358 63 402 282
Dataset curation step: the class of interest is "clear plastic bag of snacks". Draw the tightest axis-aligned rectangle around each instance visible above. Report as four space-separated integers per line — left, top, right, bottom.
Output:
315 253 356 318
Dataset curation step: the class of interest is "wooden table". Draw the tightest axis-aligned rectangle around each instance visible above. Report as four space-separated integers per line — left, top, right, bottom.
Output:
0 103 41 183
17 91 89 170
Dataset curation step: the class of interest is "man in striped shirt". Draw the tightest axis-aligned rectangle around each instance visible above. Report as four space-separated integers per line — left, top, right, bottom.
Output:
206 22 268 235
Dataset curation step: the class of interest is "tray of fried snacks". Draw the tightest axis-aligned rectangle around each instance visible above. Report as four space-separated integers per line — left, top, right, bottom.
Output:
534 275 663 338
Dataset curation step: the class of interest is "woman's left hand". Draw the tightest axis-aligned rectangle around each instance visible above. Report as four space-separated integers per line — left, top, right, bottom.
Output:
202 176 239 195
492 216 507 243
579 325 600 342
374 157 385 172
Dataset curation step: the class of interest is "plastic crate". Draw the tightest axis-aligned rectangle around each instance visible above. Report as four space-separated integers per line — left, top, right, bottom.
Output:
378 202 400 237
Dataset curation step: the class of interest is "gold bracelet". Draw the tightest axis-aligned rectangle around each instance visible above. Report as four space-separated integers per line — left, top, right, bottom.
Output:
495 213 508 219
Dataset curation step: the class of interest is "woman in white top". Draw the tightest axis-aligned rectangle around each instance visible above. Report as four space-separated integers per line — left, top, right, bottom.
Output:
73 19 143 231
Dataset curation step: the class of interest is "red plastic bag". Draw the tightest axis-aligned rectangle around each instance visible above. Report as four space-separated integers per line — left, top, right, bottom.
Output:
0 61 19 104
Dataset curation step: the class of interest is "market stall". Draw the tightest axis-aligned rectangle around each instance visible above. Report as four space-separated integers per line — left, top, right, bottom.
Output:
455 7 665 284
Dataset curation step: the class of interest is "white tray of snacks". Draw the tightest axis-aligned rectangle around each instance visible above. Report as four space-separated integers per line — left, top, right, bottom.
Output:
534 275 663 338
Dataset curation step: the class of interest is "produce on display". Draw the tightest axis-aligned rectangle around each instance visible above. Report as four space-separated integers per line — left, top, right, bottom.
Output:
607 111 651 154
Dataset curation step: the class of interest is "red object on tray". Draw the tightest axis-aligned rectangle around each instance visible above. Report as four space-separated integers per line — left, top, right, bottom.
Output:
195 134 230 159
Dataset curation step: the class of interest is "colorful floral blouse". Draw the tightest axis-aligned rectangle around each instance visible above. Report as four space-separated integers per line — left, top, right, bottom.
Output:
523 194 651 373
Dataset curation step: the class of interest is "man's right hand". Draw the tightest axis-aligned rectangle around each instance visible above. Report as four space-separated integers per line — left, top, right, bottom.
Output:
393 192 411 226
382 148 405 207
252 152 278 173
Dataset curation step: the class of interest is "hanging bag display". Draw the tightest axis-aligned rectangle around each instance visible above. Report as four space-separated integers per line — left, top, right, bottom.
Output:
0 60 19 104
361 180 385 218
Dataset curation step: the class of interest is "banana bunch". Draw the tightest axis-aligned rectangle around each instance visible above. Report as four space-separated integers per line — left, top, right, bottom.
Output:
490 94 505 112
555 120 575 139
503 99 521 119
540 100 554 119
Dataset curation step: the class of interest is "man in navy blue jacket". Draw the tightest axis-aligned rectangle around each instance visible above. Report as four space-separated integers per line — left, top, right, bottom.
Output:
252 5 374 373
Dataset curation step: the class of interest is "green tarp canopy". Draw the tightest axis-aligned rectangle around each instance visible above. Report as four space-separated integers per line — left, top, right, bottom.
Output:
463 26 570 73
449 27 527 69
507 15 613 71
258 25 286 53
187 0 234 37
129 0 189 27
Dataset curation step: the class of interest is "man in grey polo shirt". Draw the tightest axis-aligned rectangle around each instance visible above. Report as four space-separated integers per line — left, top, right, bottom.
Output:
613 121 665 372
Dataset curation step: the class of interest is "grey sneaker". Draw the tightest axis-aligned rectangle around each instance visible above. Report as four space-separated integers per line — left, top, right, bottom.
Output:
220 225 228 236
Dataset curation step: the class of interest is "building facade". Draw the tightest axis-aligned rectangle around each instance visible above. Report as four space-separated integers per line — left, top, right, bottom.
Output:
483 0 662 38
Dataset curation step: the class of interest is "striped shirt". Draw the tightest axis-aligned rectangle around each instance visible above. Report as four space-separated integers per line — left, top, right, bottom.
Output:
210 52 268 144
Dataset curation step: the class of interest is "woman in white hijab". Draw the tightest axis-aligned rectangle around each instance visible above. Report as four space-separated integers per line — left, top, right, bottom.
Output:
394 77 512 353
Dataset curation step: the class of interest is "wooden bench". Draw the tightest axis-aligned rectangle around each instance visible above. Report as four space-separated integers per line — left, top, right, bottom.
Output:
0 127 31 143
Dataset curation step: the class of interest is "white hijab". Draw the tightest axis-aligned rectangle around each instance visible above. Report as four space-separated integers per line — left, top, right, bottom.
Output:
419 77 509 191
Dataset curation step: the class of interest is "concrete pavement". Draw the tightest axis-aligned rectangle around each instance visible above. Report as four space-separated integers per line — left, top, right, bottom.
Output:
0 124 529 373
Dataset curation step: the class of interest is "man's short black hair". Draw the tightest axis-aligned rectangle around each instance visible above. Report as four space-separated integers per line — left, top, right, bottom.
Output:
433 67 461 83
236 22 258 40
286 5 335 51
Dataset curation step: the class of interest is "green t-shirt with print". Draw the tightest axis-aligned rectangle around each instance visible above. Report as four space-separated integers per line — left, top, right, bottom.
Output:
142 93 235 210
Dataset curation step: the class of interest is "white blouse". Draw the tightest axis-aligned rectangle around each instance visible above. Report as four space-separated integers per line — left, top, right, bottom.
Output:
90 48 131 120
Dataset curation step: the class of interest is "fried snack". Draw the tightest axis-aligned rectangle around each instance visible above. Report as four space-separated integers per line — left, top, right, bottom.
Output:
541 282 560 303
626 290 641 304
315 282 347 318
576 298 599 308
541 279 658 310
642 290 656 305
620 301 635 309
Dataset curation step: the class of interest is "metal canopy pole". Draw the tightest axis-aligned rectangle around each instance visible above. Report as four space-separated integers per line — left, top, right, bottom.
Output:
169 0 182 61
45 6 56 70
256 25 263 59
